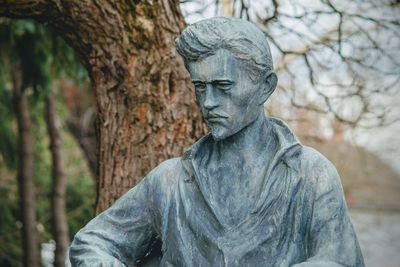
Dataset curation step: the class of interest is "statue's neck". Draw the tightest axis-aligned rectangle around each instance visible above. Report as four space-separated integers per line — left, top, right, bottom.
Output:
204 113 273 224
214 113 270 158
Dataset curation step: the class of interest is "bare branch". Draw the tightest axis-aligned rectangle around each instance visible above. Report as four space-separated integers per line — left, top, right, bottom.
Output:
0 0 55 21
263 0 278 24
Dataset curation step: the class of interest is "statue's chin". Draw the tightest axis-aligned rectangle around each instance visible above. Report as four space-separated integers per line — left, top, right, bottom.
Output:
209 125 243 141
211 134 225 142
210 129 232 141
210 129 226 141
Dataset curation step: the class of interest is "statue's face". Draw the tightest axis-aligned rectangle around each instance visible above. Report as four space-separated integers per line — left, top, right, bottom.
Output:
188 49 264 141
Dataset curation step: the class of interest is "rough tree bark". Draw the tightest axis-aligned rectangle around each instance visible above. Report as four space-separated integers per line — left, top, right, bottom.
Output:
0 0 206 213
12 65 39 267
45 94 70 267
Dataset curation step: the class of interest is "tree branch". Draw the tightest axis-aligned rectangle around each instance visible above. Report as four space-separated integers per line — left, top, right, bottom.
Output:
0 0 55 21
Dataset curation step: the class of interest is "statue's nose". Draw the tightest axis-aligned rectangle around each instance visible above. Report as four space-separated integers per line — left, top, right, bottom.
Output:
203 85 219 110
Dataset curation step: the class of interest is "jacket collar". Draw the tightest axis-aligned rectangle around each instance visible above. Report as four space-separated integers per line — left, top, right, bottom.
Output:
181 116 301 182
182 117 301 164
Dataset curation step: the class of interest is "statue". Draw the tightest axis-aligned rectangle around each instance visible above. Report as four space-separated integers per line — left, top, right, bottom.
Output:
69 17 364 266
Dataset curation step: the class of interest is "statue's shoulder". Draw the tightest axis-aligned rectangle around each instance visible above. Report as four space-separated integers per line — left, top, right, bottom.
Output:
293 145 330 164
266 117 338 181
144 157 186 191
291 145 343 194
150 157 183 175
298 146 337 174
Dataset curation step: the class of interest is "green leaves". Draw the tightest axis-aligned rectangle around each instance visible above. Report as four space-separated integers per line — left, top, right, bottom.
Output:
0 19 87 99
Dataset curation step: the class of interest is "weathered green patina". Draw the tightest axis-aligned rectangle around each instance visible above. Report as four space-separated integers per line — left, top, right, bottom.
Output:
69 17 364 267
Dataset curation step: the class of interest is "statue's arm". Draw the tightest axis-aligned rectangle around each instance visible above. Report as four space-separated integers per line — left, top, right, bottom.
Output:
69 177 157 267
294 157 364 267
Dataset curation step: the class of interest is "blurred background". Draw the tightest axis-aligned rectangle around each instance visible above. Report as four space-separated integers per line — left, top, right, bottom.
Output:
0 0 399 266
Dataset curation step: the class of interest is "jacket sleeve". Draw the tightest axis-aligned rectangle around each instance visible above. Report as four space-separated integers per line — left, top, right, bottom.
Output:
294 156 365 267
69 176 158 267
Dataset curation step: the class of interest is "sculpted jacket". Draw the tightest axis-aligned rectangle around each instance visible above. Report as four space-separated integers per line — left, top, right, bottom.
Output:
69 117 364 267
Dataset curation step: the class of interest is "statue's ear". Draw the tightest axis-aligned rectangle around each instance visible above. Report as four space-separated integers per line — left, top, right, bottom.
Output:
259 72 277 105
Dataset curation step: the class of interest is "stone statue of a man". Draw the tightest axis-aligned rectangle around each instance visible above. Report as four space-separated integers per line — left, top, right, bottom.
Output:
69 17 364 266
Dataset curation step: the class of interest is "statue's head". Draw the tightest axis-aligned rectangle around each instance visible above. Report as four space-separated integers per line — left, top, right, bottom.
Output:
176 17 277 141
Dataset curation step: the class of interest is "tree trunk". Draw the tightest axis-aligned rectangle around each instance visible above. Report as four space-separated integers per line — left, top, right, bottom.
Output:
85 1 207 213
45 94 70 267
0 0 206 213
12 66 39 267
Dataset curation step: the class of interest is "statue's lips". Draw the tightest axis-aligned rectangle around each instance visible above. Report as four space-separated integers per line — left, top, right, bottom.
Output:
205 115 228 123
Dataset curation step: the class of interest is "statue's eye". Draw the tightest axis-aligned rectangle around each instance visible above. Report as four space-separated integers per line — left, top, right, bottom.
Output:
214 81 233 91
193 82 206 92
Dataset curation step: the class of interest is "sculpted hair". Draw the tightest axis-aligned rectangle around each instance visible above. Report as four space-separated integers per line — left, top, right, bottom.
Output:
176 17 274 82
